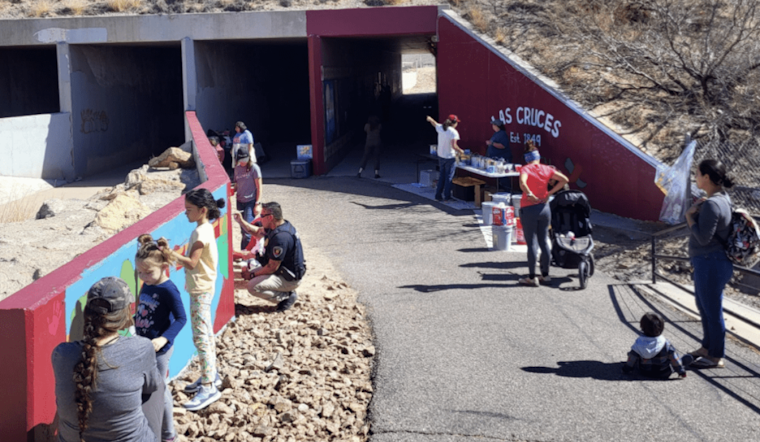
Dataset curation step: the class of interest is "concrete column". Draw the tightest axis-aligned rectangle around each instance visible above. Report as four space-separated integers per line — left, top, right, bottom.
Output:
181 37 197 142
308 35 325 175
56 42 73 114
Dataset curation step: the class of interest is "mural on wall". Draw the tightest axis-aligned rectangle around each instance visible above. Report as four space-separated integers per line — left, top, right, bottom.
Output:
324 80 336 146
63 187 230 377
80 109 109 134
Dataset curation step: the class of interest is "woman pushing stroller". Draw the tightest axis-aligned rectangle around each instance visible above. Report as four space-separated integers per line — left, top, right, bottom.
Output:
518 141 569 286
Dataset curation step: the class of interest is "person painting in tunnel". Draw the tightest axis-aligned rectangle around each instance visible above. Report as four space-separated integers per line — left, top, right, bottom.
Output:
357 115 383 179
426 114 464 203
231 121 254 168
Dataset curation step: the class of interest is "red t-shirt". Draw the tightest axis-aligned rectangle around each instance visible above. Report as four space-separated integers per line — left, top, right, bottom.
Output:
520 163 556 208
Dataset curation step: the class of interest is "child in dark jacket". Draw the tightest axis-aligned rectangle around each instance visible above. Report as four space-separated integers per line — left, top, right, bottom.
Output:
135 234 187 441
623 312 693 380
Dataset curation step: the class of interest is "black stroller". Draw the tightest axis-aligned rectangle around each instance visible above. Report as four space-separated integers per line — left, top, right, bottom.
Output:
550 189 595 289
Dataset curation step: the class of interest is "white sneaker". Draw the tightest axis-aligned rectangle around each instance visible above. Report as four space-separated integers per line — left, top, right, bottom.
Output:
183 385 221 411
519 277 539 287
183 372 222 394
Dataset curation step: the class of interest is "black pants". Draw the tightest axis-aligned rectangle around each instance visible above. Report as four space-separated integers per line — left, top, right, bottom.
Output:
359 143 382 171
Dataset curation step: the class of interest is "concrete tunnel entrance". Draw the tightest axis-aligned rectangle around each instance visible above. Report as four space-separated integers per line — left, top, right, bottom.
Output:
69 43 185 178
193 39 311 169
317 34 438 172
0 46 60 118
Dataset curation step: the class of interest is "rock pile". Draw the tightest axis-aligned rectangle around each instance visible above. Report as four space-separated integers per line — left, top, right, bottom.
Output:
170 248 374 442
149 147 196 170
0 163 200 301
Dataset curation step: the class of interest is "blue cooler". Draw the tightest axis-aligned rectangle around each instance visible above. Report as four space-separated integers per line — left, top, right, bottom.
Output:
290 159 311 178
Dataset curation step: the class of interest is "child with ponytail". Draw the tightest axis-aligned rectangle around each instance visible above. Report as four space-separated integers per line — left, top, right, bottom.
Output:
161 188 225 411
53 277 163 442
135 234 187 441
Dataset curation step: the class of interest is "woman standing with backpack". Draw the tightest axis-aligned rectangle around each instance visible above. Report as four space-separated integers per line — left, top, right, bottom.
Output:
685 159 734 369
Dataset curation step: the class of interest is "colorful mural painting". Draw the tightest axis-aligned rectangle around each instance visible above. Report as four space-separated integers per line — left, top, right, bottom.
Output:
63 196 230 377
0 111 234 441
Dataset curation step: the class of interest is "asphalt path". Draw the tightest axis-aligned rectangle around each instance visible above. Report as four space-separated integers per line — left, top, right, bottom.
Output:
264 176 760 442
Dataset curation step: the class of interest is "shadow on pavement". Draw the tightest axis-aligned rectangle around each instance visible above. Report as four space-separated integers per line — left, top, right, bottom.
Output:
522 361 635 381
609 284 760 415
399 283 519 293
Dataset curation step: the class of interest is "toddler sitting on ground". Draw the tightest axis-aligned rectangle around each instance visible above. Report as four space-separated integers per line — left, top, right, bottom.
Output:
622 312 694 379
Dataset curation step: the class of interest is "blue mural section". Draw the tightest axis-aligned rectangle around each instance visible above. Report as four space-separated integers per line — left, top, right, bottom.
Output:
64 186 229 378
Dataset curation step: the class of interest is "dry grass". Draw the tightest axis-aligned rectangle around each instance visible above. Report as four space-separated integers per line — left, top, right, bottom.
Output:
384 0 404 5
468 5 489 33
63 0 87 15
0 197 41 224
493 27 507 45
29 0 54 17
106 0 142 12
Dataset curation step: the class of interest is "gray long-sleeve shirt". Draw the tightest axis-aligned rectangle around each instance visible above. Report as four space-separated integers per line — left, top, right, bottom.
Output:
53 335 163 442
688 192 731 258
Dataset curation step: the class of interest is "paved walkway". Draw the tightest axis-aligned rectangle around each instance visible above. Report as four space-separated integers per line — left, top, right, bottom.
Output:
262 147 760 441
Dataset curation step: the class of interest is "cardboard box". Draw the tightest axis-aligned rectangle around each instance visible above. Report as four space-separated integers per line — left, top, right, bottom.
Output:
296 145 313 160
452 177 486 203
420 169 439 187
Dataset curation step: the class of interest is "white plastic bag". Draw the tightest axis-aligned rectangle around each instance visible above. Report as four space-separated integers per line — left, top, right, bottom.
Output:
655 140 696 225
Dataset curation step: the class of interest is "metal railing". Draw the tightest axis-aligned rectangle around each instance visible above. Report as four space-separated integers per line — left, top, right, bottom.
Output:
650 223 760 330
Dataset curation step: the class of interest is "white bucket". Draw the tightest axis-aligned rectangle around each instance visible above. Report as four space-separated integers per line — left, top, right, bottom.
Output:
492 192 511 205
512 193 522 215
492 225 513 251
481 202 495 226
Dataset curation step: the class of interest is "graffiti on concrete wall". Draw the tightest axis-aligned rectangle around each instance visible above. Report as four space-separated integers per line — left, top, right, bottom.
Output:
80 109 109 134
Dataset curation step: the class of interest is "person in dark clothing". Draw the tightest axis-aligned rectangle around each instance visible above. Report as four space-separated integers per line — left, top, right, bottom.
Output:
358 116 383 179
240 202 306 312
623 312 693 379
486 118 512 191
135 234 187 442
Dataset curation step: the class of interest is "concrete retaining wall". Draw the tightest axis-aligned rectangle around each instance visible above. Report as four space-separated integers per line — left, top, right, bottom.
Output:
0 111 235 442
0 113 74 181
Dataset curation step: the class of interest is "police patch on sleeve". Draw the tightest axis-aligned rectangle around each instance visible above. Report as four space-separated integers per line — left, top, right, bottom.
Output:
273 246 284 259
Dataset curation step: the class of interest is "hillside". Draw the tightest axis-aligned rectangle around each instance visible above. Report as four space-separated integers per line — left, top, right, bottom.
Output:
2 0 758 170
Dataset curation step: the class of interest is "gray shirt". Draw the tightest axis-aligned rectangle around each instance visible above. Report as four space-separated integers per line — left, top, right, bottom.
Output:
53 336 163 442
688 192 731 258
364 123 382 147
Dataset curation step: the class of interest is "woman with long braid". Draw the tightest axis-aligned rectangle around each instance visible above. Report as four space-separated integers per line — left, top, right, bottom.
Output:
53 277 163 442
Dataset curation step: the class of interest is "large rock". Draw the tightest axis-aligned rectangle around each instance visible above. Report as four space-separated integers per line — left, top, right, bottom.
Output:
149 147 195 170
95 194 151 231
125 165 187 195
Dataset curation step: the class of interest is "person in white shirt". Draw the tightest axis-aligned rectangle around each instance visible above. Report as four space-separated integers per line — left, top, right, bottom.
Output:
426 114 464 202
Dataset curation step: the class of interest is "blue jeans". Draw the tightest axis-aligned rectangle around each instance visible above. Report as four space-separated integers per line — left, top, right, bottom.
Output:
692 250 733 358
520 203 551 279
486 146 512 192
237 199 257 250
435 157 456 200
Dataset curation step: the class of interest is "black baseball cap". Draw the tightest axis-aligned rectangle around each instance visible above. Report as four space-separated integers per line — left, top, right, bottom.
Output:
87 277 132 314
236 146 250 161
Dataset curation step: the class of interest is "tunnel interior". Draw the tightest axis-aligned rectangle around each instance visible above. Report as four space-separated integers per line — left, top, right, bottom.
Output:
320 35 438 170
69 43 184 177
0 46 60 119
194 39 311 167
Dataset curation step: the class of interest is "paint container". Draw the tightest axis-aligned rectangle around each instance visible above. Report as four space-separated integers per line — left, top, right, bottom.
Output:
491 203 515 227
492 193 511 205
481 201 495 226
492 225 513 251
512 193 522 214
514 218 526 245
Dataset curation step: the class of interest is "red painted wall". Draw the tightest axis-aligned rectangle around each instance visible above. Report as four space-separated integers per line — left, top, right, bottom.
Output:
437 15 665 220
306 6 438 175
0 111 234 441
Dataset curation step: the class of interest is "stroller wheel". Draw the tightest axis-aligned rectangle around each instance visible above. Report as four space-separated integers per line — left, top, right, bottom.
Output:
579 259 589 290
589 254 595 277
